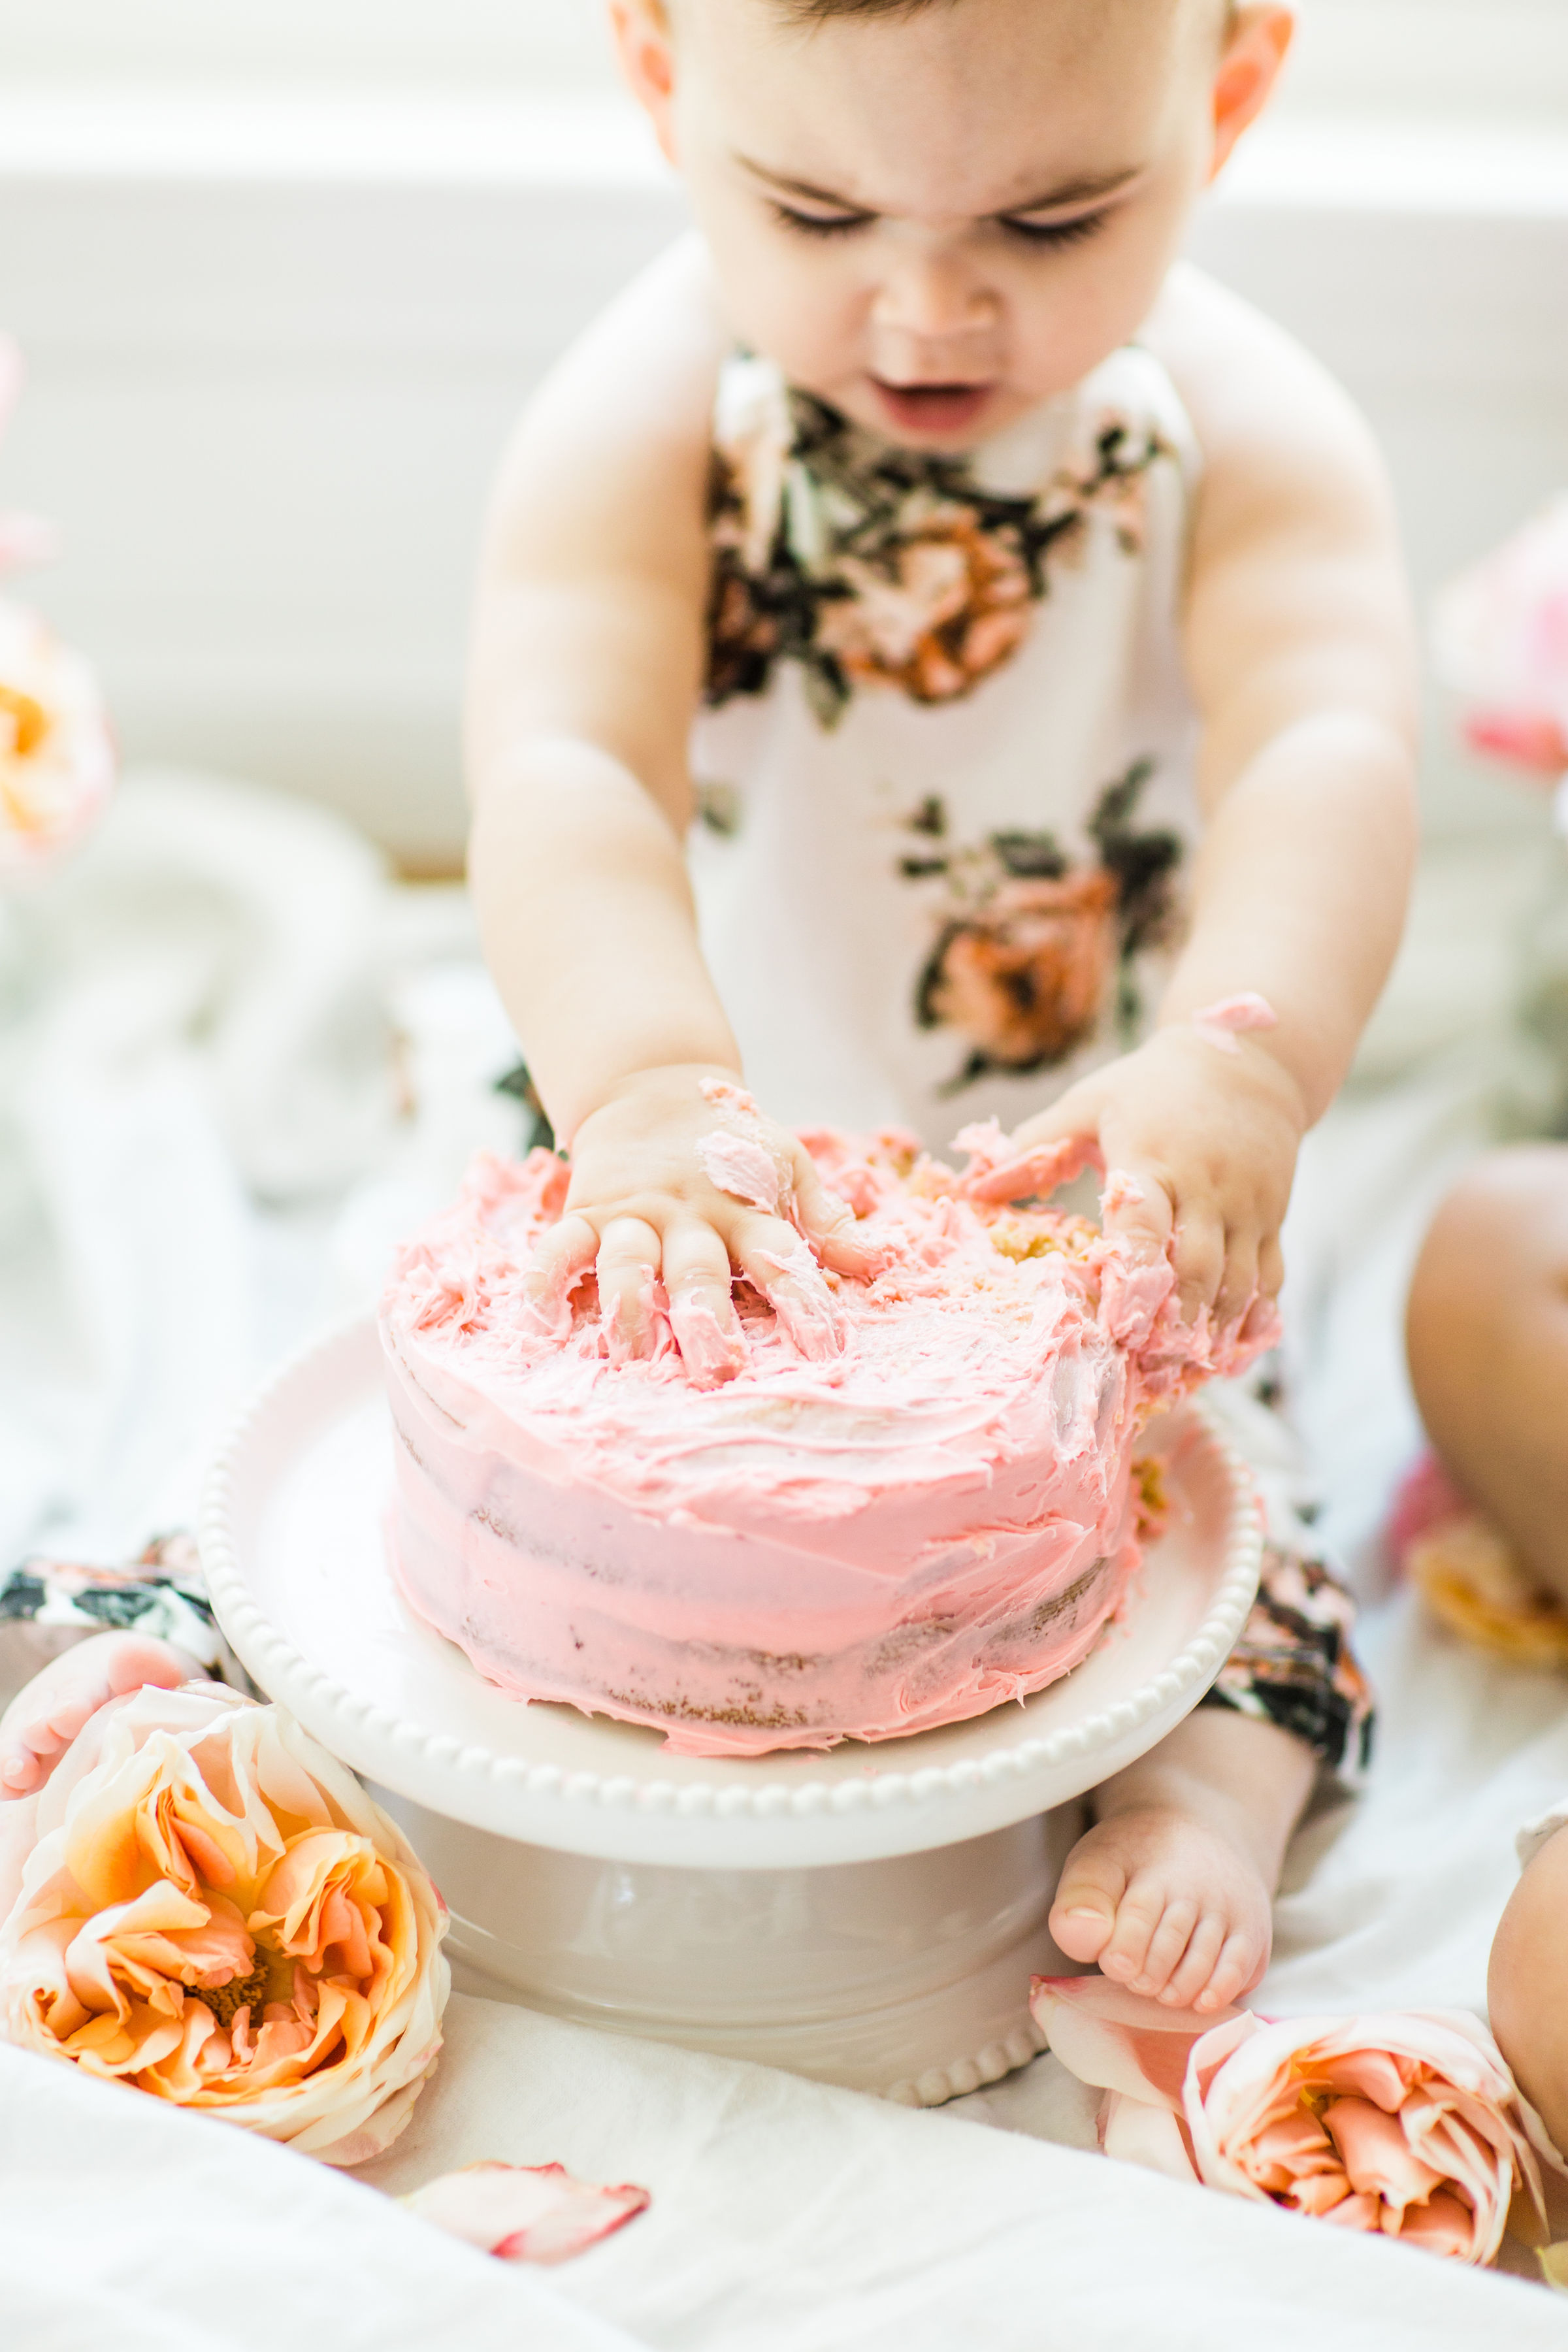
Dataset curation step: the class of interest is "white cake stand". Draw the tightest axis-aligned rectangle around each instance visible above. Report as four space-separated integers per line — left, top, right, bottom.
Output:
200 1317 1262 2106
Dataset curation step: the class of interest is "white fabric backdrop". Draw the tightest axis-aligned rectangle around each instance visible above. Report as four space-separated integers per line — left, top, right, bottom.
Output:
4 768 1568 2345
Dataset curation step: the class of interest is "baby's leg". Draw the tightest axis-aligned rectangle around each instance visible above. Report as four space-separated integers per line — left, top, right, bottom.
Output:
1049 1708 1315 2012
1407 1144 1568 1604
0 1631 199 1797
1490 1821 1568 2160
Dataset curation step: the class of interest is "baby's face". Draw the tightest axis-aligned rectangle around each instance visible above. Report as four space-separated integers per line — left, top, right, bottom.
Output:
615 0 1288 449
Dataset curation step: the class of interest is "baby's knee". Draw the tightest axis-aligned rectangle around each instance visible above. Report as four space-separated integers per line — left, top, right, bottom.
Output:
1410 1146 1568 1354
1490 1821 1568 2161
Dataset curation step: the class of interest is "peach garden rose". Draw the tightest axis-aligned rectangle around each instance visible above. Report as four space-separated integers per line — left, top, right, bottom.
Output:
1034 1976 1565 2266
0 1683 449 2164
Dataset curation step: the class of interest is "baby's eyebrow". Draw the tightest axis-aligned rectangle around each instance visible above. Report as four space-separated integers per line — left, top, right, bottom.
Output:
993 165 1145 216
734 153 1145 218
735 154 869 210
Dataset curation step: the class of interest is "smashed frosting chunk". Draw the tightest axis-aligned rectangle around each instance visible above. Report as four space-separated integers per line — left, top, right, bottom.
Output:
380 1128 1272 1757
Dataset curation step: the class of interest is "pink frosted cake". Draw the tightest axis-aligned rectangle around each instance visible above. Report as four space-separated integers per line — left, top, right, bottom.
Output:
380 1128 1249 1757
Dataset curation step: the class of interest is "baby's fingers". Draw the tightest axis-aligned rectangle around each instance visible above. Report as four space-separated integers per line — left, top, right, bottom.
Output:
1169 1202 1226 1327
1214 1229 1260 1335
738 1215 845 1361
521 1213 600 1338
596 1215 664 1362
791 1152 887 1279
662 1217 746 1386
1099 1163 1175 1267
962 1132 1098 1207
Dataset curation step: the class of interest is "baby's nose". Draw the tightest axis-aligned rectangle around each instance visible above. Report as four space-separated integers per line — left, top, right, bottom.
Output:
872 248 996 344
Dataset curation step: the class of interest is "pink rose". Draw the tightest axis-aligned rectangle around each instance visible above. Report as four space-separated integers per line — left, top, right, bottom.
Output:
1033 1976 1564 2265
404 2162 651 2264
0 598 114 881
0 1684 449 2163
1433 494 1568 786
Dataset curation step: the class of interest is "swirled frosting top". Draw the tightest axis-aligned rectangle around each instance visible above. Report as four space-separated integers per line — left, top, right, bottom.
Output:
382 1126 1271 1537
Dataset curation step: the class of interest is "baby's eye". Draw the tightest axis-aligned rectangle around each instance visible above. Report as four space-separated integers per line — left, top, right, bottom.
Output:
998 209 1110 252
768 201 874 240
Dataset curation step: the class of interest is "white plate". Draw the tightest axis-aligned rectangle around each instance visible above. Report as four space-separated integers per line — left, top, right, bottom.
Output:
201 1316 1262 1870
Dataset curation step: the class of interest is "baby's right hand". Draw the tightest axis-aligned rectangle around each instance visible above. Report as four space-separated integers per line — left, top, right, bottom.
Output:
524 1064 882 1382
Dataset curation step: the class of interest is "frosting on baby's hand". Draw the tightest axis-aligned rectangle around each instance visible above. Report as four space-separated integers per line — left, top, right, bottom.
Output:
1190 993 1279 1055
696 1130 786 1214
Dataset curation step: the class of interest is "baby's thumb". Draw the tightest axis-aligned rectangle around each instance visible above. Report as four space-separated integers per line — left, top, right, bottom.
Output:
791 1151 886 1277
957 1094 1103 1206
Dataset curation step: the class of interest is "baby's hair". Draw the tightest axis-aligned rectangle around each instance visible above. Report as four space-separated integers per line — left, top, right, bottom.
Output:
778 0 1240 22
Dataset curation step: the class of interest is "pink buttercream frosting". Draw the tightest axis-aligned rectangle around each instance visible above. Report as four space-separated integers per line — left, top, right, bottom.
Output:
380 1130 1272 1756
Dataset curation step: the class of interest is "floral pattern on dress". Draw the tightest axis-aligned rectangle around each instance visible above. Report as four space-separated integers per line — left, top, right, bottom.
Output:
1199 1545 1375 1789
0 1531 253 1695
705 367 1176 727
897 760 1185 1089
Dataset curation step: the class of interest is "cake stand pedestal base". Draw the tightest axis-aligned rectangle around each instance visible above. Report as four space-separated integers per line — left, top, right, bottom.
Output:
369 1787 1082 2104
201 1318 1262 2108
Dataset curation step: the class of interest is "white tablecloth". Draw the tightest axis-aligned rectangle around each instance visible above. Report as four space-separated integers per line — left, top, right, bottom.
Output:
5 770 1567 2346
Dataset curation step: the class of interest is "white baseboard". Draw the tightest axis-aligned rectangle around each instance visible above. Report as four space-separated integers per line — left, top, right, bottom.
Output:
0 95 1563 864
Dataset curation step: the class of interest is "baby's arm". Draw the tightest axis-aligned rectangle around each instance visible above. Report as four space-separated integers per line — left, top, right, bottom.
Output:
468 242 875 1373
977 270 1419 1326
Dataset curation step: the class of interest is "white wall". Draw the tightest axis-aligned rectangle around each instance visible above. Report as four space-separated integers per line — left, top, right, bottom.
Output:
0 20 1563 868
1 0 1565 118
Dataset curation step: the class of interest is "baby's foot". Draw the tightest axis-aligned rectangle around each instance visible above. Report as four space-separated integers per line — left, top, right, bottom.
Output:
1048 1803 1273 2014
0 1633 198 1799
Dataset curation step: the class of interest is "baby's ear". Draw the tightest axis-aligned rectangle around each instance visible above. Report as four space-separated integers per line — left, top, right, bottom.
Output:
1207 7 1295 185
608 0 681 169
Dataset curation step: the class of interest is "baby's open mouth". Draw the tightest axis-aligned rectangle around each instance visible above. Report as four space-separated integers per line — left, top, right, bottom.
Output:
869 378 996 437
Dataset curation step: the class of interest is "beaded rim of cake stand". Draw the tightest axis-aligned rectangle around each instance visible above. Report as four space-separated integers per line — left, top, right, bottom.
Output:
199 1313 1264 1823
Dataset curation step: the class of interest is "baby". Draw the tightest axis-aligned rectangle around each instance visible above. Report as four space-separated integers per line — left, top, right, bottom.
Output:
460 0 1413 2014
1 0 1415 2022
1407 1153 1568 2151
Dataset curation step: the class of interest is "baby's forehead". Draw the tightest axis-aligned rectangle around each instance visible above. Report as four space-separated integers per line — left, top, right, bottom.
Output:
672 0 1215 210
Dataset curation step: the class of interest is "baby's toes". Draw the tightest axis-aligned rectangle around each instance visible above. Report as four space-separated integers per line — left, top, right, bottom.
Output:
1196 1923 1270 2014
1160 1912 1229 2009
1048 1846 1129 1966
0 1633 193 1797
1124 1895 1200 1997
1094 1878 1176 1987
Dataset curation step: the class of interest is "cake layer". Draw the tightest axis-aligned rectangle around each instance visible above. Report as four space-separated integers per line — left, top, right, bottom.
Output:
380 1126 1264 1755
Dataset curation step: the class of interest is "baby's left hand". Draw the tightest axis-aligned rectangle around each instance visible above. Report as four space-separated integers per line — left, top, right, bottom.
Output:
966 1026 1307 1329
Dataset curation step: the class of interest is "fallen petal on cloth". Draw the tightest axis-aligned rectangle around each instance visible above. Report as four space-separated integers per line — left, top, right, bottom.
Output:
1032 1976 1566 2264
0 1683 449 2161
402 2161 651 2264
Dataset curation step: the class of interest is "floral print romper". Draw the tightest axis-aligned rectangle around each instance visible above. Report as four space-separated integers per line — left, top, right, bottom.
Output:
689 346 1373 1787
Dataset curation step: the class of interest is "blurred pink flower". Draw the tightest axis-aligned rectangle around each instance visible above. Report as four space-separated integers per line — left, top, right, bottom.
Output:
1033 1975 1563 2266
0 1684 449 2164
1434 495 1568 790
403 2161 651 2264
0 336 114 880
0 601 115 880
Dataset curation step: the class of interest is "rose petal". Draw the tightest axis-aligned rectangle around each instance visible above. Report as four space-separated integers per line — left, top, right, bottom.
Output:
1099 2090 1200 2182
1323 2097 1448 2212
1288 2170 1356 2217
1315 2048 1411 2113
1031 1977 1249 2113
402 2163 651 2265
1320 2191 1383 2232
1395 2191 1481 2260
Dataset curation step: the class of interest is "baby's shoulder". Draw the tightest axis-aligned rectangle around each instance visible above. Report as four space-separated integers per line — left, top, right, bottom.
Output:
510 234 727 517
1140 263 1395 557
